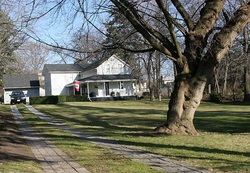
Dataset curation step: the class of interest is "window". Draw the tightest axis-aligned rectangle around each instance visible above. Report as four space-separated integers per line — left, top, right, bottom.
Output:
106 64 110 74
118 64 123 73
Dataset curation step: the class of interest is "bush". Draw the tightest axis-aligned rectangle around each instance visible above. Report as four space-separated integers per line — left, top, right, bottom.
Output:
65 95 88 102
30 95 88 105
209 93 223 103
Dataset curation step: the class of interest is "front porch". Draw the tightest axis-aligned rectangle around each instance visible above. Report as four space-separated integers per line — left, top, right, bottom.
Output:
66 75 137 100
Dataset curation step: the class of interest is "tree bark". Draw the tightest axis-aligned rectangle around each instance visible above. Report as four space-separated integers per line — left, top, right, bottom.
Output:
243 25 250 102
155 74 206 135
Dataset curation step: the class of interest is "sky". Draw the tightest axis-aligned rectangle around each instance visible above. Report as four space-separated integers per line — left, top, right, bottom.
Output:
18 0 108 64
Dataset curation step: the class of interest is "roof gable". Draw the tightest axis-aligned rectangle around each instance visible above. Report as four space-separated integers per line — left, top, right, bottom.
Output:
78 54 129 72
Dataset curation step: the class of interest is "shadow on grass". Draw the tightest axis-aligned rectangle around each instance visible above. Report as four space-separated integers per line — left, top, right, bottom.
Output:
194 110 250 133
39 103 250 134
24 104 250 172
0 151 36 163
39 104 166 135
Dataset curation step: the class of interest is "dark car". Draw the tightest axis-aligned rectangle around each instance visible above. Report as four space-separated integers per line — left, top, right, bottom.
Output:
10 91 26 104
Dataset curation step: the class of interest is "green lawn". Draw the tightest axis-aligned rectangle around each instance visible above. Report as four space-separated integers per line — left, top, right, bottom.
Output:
30 100 250 173
1 100 249 172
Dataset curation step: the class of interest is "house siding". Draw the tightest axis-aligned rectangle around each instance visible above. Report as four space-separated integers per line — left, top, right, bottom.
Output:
50 73 79 95
96 56 130 75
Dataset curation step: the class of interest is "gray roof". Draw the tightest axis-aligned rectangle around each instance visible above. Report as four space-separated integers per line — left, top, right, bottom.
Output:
43 55 129 73
79 74 136 82
3 74 40 89
43 64 84 72
78 58 109 72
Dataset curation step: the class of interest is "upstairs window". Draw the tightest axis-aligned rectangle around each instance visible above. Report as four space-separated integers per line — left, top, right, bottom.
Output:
106 64 110 74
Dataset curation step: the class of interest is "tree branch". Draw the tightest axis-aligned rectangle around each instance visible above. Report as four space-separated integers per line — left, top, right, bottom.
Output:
156 0 183 58
110 0 177 61
194 0 226 37
25 32 101 54
170 0 194 31
205 2 250 66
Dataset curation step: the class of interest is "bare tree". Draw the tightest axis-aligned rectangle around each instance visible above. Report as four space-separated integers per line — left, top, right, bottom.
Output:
14 41 50 73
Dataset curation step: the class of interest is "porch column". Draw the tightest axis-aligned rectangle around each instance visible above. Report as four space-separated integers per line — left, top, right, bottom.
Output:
80 84 83 96
87 82 90 99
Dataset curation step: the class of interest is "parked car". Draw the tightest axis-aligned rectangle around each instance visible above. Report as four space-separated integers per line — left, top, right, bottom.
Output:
10 91 26 104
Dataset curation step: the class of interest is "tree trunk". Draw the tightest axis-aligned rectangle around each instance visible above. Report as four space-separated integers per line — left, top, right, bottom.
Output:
155 75 206 135
244 67 250 102
243 25 250 102
222 64 229 96
156 52 162 101
233 69 238 102
214 70 221 94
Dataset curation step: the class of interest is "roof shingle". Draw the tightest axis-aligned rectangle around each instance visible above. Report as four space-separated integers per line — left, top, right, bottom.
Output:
3 74 40 89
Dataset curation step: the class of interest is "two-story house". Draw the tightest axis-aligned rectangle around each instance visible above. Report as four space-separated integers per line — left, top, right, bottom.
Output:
42 55 138 100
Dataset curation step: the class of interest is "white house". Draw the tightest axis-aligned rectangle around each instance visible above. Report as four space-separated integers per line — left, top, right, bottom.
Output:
42 55 138 100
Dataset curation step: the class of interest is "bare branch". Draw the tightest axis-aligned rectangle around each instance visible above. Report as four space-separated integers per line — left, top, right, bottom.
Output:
110 0 177 61
206 2 250 65
170 0 194 31
25 32 101 55
156 0 183 58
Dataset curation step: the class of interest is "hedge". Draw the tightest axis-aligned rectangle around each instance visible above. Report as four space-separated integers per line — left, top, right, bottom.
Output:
30 95 88 105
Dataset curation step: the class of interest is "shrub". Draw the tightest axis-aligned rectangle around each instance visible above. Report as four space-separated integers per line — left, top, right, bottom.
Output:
209 93 223 103
30 95 88 105
66 95 88 102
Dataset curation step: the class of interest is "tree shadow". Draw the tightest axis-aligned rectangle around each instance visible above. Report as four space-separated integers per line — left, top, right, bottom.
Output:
194 110 250 133
38 104 166 135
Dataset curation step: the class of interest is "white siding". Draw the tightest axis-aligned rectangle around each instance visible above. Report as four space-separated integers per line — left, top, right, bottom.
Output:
96 55 131 75
50 73 79 95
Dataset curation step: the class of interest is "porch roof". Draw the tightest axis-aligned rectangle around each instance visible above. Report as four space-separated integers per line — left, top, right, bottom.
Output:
66 74 136 87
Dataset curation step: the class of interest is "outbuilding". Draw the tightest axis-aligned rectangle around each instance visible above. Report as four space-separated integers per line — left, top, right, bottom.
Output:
3 74 42 104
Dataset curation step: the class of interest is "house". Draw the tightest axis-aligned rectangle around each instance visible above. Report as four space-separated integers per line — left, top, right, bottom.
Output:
3 73 44 104
42 54 138 100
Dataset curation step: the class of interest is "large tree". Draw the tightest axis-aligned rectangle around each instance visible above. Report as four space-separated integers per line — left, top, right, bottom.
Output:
108 0 250 134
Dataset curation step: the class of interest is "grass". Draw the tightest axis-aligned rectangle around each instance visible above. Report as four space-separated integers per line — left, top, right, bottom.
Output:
30 100 250 173
0 104 44 173
1 100 249 172
17 104 161 173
